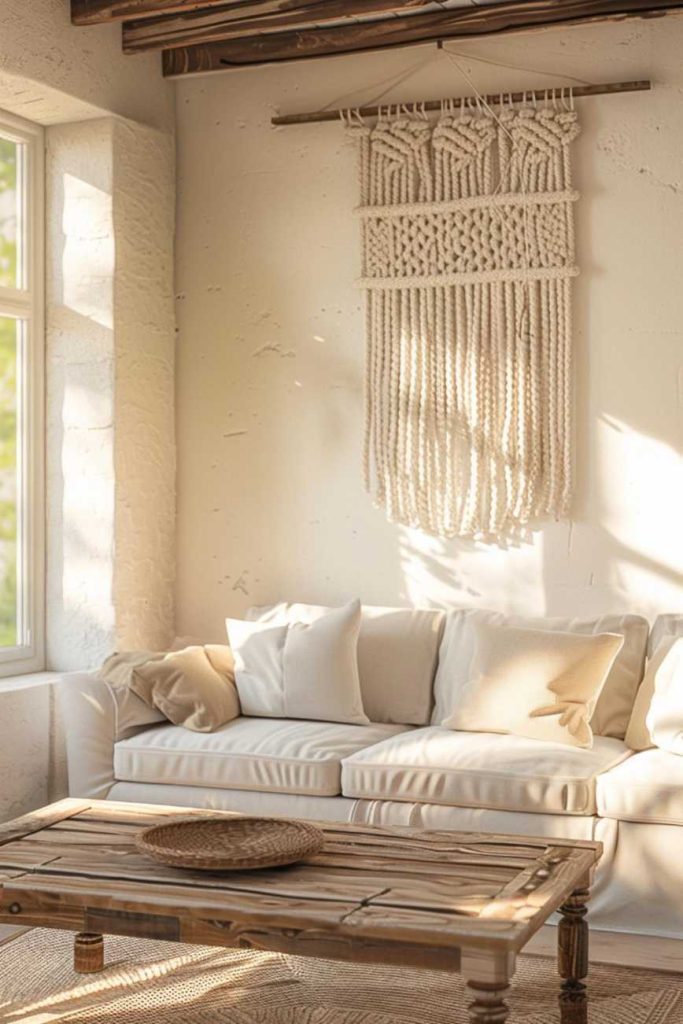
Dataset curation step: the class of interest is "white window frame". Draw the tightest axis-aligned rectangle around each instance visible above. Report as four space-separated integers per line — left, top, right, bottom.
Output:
0 108 45 676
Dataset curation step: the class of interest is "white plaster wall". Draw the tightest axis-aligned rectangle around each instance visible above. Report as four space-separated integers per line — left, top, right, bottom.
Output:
113 118 176 651
46 117 176 669
175 17 683 638
0 0 173 131
46 119 117 670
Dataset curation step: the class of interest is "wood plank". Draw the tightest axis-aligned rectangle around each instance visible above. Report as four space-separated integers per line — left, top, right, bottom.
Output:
0 874 362 931
0 800 91 848
161 0 683 74
10 855 391 905
75 804 600 852
123 0 455 53
71 0 236 24
180 916 464 969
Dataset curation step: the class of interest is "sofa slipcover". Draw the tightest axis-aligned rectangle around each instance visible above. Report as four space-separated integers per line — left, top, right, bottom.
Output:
107 782 359 822
114 717 409 797
596 748 683 826
247 603 444 726
341 727 631 815
432 609 649 739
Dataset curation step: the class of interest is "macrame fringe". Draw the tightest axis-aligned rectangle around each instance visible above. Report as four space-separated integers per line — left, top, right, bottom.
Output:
348 98 580 539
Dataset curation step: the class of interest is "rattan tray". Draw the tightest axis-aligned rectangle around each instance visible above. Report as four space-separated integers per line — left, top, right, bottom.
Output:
135 816 325 871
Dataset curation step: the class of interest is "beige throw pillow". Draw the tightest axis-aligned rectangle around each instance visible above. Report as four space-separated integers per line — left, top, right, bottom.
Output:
130 645 240 733
443 624 624 749
227 599 369 725
98 650 167 737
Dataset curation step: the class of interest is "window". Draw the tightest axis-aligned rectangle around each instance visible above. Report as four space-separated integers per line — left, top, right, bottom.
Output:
0 110 44 675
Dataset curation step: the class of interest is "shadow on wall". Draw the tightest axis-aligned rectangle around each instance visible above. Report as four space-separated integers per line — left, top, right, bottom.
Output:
396 101 683 622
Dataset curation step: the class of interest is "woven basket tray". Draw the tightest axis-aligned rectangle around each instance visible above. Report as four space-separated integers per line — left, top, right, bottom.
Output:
135 816 325 871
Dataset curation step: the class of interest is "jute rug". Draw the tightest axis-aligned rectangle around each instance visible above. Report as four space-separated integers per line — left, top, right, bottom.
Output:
0 928 682 1024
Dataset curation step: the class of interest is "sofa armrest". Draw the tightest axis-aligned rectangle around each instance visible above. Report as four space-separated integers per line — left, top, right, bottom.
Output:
58 672 165 799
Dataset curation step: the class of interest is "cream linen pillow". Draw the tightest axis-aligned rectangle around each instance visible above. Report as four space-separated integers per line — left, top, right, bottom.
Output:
624 637 678 750
227 599 368 725
130 645 240 733
646 637 683 755
432 608 648 738
443 624 624 749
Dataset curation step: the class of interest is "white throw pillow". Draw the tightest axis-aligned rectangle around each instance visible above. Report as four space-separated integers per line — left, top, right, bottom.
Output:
227 600 369 726
432 608 648 738
646 638 683 755
624 637 678 751
246 602 444 725
442 624 624 749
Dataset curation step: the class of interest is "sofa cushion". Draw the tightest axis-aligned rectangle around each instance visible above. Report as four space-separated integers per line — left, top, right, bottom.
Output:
228 601 368 726
114 717 408 797
247 603 444 726
625 637 679 751
432 609 649 740
647 637 683 755
597 748 683 826
130 645 240 733
648 613 683 657
442 624 624 749
341 727 631 815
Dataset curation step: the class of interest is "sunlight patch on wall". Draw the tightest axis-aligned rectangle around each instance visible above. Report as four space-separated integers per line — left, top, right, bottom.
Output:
61 172 113 329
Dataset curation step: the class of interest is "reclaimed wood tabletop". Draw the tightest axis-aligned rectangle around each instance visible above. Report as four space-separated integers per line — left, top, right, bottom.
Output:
0 799 601 1023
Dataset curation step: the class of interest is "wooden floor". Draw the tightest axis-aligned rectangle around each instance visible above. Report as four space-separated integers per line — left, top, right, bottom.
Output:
527 924 683 974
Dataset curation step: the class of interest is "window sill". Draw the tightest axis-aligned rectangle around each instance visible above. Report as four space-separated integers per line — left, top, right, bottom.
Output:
0 670 62 694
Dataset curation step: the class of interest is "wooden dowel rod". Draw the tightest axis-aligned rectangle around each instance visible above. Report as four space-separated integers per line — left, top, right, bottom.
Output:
271 79 651 126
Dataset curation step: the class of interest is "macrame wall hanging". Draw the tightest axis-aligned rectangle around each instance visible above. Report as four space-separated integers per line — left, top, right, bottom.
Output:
347 94 580 539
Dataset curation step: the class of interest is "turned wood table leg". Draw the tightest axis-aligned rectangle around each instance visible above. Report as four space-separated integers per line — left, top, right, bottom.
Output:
462 949 514 1024
74 932 104 973
558 885 590 1024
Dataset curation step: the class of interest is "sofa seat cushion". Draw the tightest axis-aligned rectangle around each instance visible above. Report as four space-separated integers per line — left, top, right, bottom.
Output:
114 717 409 797
341 727 631 815
596 748 683 826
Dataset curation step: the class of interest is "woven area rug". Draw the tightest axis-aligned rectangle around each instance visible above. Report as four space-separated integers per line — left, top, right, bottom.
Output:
0 928 682 1023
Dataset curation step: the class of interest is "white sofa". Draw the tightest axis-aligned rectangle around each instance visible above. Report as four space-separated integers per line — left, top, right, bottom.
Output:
59 607 683 941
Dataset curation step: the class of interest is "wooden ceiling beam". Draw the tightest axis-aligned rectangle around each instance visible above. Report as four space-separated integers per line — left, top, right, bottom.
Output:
71 0 242 26
161 0 683 75
123 1 437 54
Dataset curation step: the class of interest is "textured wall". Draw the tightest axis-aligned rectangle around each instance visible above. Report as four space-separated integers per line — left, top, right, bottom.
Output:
46 119 117 670
0 676 57 822
113 118 176 651
47 118 175 670
0 0 173 131
175 16 683 638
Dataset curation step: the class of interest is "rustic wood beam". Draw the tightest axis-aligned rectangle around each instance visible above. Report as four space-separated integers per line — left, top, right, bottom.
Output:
71 0 239 26
161 0 683 75
124 0 436 53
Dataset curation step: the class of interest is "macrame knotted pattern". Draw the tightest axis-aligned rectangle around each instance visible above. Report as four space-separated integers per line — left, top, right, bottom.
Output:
349 104 580 538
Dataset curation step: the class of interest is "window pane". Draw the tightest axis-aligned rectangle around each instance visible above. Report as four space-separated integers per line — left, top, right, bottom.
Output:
0 137 21 290
0 316 18 647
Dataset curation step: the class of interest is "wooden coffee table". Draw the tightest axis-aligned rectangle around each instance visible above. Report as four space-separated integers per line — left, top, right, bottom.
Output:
0 799 601 1023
